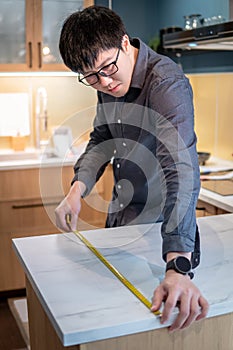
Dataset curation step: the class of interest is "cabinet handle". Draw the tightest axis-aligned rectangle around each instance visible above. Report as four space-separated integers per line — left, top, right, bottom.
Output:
196 207 205 211
12 202 60 209
38 42 42 68
28 42 32 68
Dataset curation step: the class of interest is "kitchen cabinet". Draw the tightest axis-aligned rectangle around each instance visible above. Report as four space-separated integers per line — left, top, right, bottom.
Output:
196 199 230 217
0 0 93 72
0 163 113 291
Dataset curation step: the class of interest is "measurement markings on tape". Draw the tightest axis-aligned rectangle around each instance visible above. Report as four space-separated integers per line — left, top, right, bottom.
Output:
66 214 161 316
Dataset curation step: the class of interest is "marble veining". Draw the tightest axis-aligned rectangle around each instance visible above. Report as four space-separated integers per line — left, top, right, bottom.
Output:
13 214 233 346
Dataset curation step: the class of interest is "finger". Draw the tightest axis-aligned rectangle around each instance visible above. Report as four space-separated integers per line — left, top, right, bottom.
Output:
63 212 77 231
168 293 191 331
160 292 178 324
151 285 166 312
180 295 209 329
55 206 75 232
180 296 202 329
69 213 78 231
55 208 68 232
56 213 70 232
196 295 209 321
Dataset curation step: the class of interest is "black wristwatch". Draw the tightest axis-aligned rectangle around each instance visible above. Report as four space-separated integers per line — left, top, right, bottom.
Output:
166 256 194 279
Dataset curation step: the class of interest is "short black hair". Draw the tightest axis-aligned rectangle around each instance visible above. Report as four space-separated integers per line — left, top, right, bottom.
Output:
59 5 127 73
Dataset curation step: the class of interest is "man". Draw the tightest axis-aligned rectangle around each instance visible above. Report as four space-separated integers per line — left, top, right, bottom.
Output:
55 5 209 331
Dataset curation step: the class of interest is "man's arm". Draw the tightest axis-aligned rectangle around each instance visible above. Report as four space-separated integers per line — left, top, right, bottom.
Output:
149 73 208 329
55 98 114 231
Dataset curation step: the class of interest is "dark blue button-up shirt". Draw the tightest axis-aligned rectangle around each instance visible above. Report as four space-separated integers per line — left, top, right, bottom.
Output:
73 38 200 264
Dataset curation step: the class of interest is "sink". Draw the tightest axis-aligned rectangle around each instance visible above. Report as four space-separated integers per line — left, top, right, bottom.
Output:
0 151 39 161
0 149 59 162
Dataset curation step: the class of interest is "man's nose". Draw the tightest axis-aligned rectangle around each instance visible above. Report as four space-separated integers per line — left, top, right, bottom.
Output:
98 75 113 87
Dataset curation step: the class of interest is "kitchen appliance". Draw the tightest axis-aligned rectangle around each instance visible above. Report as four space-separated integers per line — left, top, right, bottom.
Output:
162 20 233 50
198 152 211 165
184 14 202 30
52 126 73 157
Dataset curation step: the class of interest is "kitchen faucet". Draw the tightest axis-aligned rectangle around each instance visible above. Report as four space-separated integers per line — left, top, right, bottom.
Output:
35 87 48 149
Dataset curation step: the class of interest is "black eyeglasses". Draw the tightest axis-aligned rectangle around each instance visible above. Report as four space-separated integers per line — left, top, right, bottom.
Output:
78 48 121 86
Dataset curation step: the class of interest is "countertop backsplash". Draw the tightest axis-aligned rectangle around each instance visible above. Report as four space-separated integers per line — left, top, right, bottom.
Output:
0 73 232 161
0 75 97 150
188 73 233 161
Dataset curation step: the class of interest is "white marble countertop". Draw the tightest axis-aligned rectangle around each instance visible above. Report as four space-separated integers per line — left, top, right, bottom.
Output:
0 156 76 170
199 188 233 213
13 214 233 346
0 145 87 170
199 156 233 212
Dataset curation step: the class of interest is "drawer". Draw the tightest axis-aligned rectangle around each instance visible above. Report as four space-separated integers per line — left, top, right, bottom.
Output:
196 199 230 216
0 165 106 201
0 199 61 234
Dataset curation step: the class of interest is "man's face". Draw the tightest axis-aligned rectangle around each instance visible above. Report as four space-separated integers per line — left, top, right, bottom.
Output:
81 41 134 97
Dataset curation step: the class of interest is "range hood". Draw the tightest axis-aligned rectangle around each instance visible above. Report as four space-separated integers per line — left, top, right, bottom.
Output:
162 20 233 51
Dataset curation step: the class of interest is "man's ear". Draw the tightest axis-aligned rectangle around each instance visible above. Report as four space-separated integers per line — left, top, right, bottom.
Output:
121 34 130 54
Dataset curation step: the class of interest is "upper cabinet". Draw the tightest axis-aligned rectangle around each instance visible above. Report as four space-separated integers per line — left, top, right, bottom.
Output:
0 0 93 72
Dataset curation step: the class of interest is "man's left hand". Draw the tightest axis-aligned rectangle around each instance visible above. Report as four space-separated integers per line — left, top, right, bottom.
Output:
151 270 209 332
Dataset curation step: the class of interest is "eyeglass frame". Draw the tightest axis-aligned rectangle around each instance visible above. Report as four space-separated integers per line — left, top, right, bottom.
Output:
78 47 121 86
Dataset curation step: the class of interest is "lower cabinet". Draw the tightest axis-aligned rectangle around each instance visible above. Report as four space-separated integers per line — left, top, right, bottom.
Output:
0 164 113 292
196 199 230 217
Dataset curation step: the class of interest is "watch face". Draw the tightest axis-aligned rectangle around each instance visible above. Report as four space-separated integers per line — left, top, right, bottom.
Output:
175 256 191 273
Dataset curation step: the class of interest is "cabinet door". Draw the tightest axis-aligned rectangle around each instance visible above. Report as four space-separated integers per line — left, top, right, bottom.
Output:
196 199 230 217
0 0 93 72
0 201 61 291
38 0 93 71
0 0 31 71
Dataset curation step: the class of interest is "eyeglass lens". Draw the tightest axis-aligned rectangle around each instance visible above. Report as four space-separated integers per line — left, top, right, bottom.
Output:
82 63 118 85
79 48 120 86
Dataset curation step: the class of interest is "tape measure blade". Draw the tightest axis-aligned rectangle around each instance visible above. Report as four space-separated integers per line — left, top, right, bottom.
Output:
66 218 160 316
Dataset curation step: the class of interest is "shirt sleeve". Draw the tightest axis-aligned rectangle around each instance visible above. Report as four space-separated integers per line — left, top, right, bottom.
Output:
149 74 200 261
72 98 114 196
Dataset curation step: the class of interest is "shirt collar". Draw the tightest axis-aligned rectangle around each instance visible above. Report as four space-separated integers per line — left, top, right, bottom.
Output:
130 38 148 89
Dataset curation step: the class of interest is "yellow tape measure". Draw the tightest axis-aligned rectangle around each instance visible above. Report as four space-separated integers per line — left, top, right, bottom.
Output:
66 214 161 316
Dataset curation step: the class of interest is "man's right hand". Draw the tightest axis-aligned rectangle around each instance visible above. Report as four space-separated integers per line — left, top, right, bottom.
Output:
55 181 86 232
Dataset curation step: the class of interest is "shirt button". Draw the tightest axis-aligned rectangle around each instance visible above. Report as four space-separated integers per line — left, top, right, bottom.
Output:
116 163 120 168
117 184 122 189
117 119 121 123
113 149 117 154
122 142 126 147
120 203 124 208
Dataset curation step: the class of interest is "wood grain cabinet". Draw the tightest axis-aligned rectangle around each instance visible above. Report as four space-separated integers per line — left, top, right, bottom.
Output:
0 164 113 292
0 0 93 72
196 199 230 217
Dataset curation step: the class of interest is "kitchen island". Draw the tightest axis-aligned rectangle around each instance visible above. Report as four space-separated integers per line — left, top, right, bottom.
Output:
13 214 233 350
198 156 233 214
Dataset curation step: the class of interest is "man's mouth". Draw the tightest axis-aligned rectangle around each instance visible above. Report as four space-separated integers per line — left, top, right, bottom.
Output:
108 83 121 93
